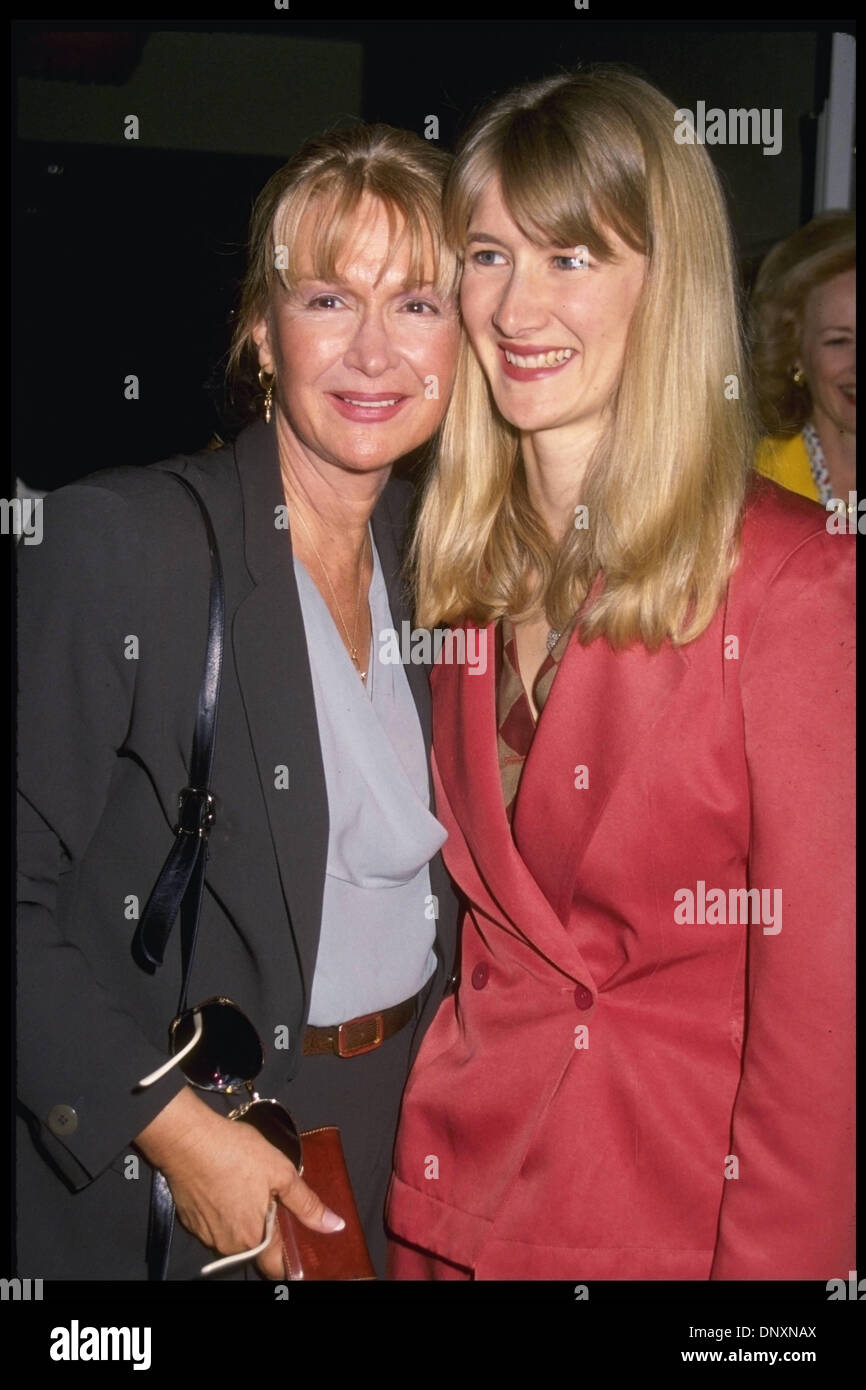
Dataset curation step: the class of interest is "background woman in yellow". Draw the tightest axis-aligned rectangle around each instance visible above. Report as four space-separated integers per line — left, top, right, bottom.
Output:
752 211 855 507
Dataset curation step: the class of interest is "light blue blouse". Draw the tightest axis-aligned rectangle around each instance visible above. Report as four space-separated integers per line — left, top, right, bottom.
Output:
293 529 446 1025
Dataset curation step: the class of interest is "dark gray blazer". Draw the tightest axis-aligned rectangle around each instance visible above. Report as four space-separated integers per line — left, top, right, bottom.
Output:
16 417 458 1278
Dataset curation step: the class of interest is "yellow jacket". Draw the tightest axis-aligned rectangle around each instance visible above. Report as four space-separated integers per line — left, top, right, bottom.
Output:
755 431 819 503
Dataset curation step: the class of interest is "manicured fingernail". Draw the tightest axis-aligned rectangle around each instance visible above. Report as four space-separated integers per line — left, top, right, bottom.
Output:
322 1209 345 1232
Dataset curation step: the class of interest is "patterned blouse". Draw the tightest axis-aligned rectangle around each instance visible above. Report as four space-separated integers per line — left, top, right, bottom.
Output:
495 616 575 823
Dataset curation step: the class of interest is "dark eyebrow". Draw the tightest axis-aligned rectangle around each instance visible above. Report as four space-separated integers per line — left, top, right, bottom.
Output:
821 325 853 332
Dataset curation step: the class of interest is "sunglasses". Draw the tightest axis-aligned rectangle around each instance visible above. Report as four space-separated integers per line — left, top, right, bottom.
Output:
138 996 303 1276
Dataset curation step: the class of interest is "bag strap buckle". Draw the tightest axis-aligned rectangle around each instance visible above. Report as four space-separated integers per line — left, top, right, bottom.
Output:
176 786 216 838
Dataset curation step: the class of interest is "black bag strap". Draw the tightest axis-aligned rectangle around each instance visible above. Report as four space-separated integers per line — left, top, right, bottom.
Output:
131 470 225 1012
129 470 225 1280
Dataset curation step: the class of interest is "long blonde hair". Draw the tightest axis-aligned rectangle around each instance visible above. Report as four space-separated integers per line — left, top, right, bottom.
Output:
413 67 757 648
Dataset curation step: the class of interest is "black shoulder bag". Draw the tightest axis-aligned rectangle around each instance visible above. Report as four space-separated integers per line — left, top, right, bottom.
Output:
130 470 225 1279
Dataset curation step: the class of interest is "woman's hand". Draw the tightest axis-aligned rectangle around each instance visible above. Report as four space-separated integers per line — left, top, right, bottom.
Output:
135 1088 343 1279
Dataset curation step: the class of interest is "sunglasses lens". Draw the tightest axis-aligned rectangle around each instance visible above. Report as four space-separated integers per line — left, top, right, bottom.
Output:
173 1000 263 1091
234 1099 303 1172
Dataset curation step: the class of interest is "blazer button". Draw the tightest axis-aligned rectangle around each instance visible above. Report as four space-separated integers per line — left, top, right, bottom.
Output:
47 1104 78 1136
574 985 593 1011
471 962 489 990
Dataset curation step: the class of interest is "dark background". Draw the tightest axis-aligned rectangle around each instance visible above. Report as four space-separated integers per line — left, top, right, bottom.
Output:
13 19 844 490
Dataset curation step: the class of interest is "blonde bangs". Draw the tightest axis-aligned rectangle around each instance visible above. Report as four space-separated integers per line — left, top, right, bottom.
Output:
445 87 648 263
272 175 458 305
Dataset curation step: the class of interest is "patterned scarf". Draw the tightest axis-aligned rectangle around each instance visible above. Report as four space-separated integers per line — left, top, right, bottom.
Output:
495 616 575 823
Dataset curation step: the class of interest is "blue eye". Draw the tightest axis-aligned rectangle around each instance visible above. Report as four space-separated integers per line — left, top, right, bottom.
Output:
472 250 505 266
553 251 590 270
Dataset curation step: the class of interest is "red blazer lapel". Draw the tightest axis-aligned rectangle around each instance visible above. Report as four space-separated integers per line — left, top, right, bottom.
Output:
513 632 690 925
433 623 588 982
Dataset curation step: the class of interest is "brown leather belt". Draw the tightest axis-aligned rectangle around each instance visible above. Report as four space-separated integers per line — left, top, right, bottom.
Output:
302 993 418 1058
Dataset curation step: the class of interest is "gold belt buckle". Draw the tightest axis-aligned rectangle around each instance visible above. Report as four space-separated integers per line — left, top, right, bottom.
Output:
337 1010 385 1058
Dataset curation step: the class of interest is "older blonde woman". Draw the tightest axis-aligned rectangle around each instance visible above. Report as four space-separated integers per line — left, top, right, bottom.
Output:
17 124 461 1280
752 212 855 508
387 68 854 1280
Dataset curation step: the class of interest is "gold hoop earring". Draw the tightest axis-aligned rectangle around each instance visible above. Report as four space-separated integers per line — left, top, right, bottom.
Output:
791 366 805 388
257 368 275 424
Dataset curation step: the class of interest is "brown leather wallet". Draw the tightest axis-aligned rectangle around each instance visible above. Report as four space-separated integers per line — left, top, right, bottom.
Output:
277 1126 376 1280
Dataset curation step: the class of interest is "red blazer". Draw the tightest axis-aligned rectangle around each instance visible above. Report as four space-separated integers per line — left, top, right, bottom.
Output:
388 479 855 1279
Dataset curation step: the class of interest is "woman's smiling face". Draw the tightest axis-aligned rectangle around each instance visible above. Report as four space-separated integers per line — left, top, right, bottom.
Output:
798 269 856 437
254 192 461 476
460 178 647 444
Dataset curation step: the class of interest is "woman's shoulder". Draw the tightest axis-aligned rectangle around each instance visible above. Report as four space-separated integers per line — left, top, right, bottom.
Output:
730 473 853 621
37 440 242 544
19 442 245 600
58 439 239 508
742 471 835 546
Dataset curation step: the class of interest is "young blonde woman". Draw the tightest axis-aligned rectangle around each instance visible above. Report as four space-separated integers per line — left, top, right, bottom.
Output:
386 67 855 1281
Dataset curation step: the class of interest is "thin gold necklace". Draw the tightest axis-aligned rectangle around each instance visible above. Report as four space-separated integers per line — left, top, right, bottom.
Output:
291 505 370 681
